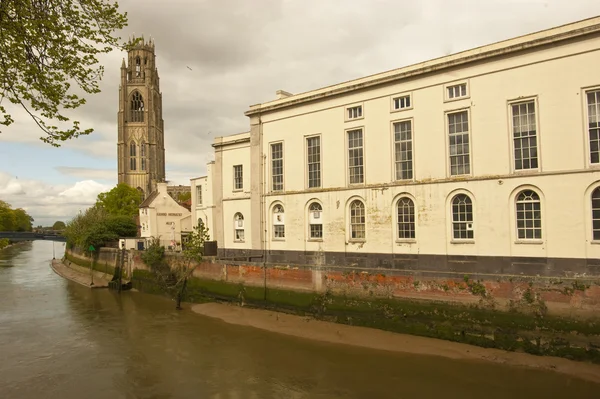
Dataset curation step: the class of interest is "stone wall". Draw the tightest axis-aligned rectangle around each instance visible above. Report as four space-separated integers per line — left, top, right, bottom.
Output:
125 250 600 362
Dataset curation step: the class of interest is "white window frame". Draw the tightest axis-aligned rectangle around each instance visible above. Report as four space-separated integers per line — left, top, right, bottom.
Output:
233 213 245 242
272 203 285 241
348 198 366 242
391 118 414 181
444 81 469 102
305 134 322 189
583 86 600 168
345 103 364 122
395 194 416 243
448 190 475 244
270 141 284 192
445 108 472 177
196 185 202 207
346 127 365 186
233 164 243 191
307 201 323 241
508 97 541 173
391 92 413 112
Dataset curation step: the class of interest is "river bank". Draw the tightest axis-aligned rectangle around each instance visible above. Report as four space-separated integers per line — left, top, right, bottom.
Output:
192 301 600 384
0 240 29 252
50 259 110 288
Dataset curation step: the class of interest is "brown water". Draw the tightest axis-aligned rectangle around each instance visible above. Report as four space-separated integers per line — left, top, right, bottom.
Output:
0 241 598 399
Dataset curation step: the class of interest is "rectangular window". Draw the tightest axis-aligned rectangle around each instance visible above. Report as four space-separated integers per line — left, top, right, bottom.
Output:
273 225 285 239
447 83 467 100
393 95 411 110
233 165 243 190
130 157 136 171
271 143 284 191
512 101 538 170
587 90 600 164
394 120 413 180
347 105 362 120
448 111 470 176
141 158 146 171
310 224 323 239
307 136 321 188
347 129 364 184
196 185 202 206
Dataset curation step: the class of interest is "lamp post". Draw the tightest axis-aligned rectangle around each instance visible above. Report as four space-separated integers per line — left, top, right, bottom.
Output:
52 241 55 260
89 245 95 286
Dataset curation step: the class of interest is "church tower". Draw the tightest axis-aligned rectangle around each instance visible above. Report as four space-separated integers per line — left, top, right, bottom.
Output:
117 35 166 197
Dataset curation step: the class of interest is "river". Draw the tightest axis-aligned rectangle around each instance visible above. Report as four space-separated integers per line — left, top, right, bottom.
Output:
0 241 598 398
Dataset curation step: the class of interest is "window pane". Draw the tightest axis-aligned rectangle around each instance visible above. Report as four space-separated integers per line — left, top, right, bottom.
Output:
448 112 470 176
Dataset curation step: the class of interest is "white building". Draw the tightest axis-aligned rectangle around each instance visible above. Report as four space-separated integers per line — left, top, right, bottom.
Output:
139 182 192 250
198 17 600 275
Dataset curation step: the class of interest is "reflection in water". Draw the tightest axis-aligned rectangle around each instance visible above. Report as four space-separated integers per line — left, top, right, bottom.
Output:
0 241 598 398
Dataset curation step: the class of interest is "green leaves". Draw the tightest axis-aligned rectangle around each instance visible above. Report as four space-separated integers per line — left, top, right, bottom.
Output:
95 183 143 218
0 0 128 145
0 200 34 231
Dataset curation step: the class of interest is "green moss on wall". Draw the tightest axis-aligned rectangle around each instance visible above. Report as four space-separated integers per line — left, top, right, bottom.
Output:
65 251 116 276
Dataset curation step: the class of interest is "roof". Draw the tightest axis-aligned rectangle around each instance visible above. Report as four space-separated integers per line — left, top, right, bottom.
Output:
245 16 600 117
139 191 158 208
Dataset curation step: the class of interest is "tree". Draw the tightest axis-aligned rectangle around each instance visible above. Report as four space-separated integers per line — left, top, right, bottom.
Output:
52 221 66 230
142 221 210 309
0 0 129 146
96 183 143 218
13 208 34 231
177 192 191 202
63 206 136 251
0 201 33 231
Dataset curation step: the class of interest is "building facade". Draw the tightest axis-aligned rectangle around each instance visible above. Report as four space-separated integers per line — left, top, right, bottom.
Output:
205 17 600 275
139 182 192 250
117 36 166 197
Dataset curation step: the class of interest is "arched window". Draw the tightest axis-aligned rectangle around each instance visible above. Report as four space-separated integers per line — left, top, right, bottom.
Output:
349 200 366 240
452 194 473 239
272 204 285 239
129 141 137 171
397 197 415 240
130 92 144 122
516 190 541 239
309 202 323 239
592 187 600 240
135 56 141 77
234 213 244 242
140 141 147 171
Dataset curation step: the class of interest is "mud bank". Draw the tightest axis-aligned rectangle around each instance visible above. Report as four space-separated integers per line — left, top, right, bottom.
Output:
192 302 600 384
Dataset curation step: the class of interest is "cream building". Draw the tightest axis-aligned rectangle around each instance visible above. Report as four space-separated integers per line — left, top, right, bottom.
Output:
139 182 192 250
191 168 215 239
202 17 600 274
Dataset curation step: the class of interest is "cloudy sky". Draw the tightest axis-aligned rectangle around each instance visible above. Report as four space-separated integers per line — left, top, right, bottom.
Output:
1 0 600 226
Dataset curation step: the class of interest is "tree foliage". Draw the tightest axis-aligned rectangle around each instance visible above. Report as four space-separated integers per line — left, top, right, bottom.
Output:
63 206 136 251
96 183 143 218
0 0 129 146
52 220 66 230
142 221 210 309
177 192 191 202
0 200 33 231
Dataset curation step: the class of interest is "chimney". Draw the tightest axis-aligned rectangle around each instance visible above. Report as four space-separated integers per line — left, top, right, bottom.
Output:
276 90 293 99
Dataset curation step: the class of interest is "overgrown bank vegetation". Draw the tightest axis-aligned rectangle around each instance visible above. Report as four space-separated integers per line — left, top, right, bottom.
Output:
63 183 141 251
0 200 34 232
141 222 209 309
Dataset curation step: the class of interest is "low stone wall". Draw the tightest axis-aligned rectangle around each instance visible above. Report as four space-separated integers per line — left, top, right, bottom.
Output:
65 248 119 277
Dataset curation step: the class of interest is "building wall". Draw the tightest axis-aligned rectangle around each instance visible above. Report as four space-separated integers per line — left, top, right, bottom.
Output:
244 32 600 261
139 183 192 248
191 174 215 239
208 20 600 272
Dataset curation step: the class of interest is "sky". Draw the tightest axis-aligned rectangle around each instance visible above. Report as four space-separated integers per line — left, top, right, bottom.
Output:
1 0 600 226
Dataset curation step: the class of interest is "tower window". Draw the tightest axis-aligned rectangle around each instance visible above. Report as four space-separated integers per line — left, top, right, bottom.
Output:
135 56 141 77
140 141 147 171
131 92 144 122
129 141 137 171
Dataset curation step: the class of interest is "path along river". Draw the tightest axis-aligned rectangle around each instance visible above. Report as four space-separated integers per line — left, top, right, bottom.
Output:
1 241 599 398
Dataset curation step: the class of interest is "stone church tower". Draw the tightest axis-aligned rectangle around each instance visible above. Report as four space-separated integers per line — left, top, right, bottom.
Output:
117 36 166 197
